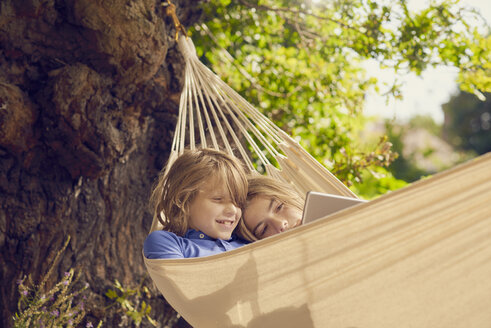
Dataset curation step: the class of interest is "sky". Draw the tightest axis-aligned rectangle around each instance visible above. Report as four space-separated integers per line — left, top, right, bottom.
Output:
363 0 491 124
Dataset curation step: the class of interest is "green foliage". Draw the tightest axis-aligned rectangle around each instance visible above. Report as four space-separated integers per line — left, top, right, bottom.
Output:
407 115 442 135
442 91 491 154
350 166 407 199
105 279 157 327
13 236 95 328
330 135 399 187
384 116 476 182
384 121 429 182
458 34 491 95
188 0 489 195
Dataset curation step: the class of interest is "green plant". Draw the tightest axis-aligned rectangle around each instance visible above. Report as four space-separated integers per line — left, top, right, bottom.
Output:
105 279 157 327
331 135 399 186
13 236 95 328
192 0 489 196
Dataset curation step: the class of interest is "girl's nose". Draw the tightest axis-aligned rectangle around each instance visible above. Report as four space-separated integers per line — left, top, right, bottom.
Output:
272 218 288 232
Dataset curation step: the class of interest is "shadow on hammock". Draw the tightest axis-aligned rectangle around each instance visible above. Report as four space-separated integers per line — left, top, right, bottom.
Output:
245 304 314 328
151 253 315 327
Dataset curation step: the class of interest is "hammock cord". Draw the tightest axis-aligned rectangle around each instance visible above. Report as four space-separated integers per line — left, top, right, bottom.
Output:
150 5 355 232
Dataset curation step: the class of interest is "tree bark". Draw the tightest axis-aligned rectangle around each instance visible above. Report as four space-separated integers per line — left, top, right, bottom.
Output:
0 0 202 325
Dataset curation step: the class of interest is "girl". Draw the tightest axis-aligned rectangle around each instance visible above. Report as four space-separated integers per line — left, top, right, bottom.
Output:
237 175 304 241
144 148 250 259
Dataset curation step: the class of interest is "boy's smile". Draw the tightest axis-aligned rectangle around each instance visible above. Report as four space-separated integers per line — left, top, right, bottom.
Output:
188 179 242 240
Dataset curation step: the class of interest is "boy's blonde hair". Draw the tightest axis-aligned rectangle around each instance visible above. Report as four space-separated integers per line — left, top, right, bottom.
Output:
236 174 304 241
150 148 248 236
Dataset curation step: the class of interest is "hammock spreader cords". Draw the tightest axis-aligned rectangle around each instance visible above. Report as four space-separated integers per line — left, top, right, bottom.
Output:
162 0 188 40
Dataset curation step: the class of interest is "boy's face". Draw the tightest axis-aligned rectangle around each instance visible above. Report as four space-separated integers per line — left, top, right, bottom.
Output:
188 178 242 240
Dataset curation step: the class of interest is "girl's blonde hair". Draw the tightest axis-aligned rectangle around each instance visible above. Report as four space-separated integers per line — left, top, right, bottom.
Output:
236 174 304 241
150 148 248 236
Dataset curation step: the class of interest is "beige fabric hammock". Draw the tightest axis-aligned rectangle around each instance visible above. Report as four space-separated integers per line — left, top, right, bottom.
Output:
145 35 491 327
146 152 491 327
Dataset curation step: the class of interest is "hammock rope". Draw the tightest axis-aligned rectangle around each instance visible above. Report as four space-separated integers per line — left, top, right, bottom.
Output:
149 29 355 231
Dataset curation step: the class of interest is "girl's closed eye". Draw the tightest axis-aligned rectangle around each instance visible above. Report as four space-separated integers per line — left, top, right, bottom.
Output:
275 201 284 212
256 223 267 238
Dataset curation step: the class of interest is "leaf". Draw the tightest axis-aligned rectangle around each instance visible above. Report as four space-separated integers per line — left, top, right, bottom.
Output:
114 280 123 291
105 289 118 299
120 299 134 311
127 311 143 326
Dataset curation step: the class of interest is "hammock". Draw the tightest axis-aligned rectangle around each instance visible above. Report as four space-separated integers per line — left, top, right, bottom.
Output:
145 32 491 326
145 152 491 327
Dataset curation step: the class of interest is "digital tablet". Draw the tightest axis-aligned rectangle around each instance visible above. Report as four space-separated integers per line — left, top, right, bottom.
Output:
302 191 367 224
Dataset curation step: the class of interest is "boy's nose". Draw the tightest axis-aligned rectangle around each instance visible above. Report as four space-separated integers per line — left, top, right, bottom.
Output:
224 202 239 216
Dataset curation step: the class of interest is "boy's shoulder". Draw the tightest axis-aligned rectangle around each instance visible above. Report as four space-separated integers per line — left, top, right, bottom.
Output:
144 230 186 259
147 229 179 239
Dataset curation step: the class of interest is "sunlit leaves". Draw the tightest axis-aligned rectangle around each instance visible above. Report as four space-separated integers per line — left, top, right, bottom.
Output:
458 33 491 94
189 0 489 196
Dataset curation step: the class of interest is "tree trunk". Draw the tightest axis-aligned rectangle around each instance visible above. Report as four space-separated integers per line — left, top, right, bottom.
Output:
0 0 201 326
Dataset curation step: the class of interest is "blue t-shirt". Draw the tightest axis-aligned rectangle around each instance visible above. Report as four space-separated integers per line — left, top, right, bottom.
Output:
143 229 250 259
